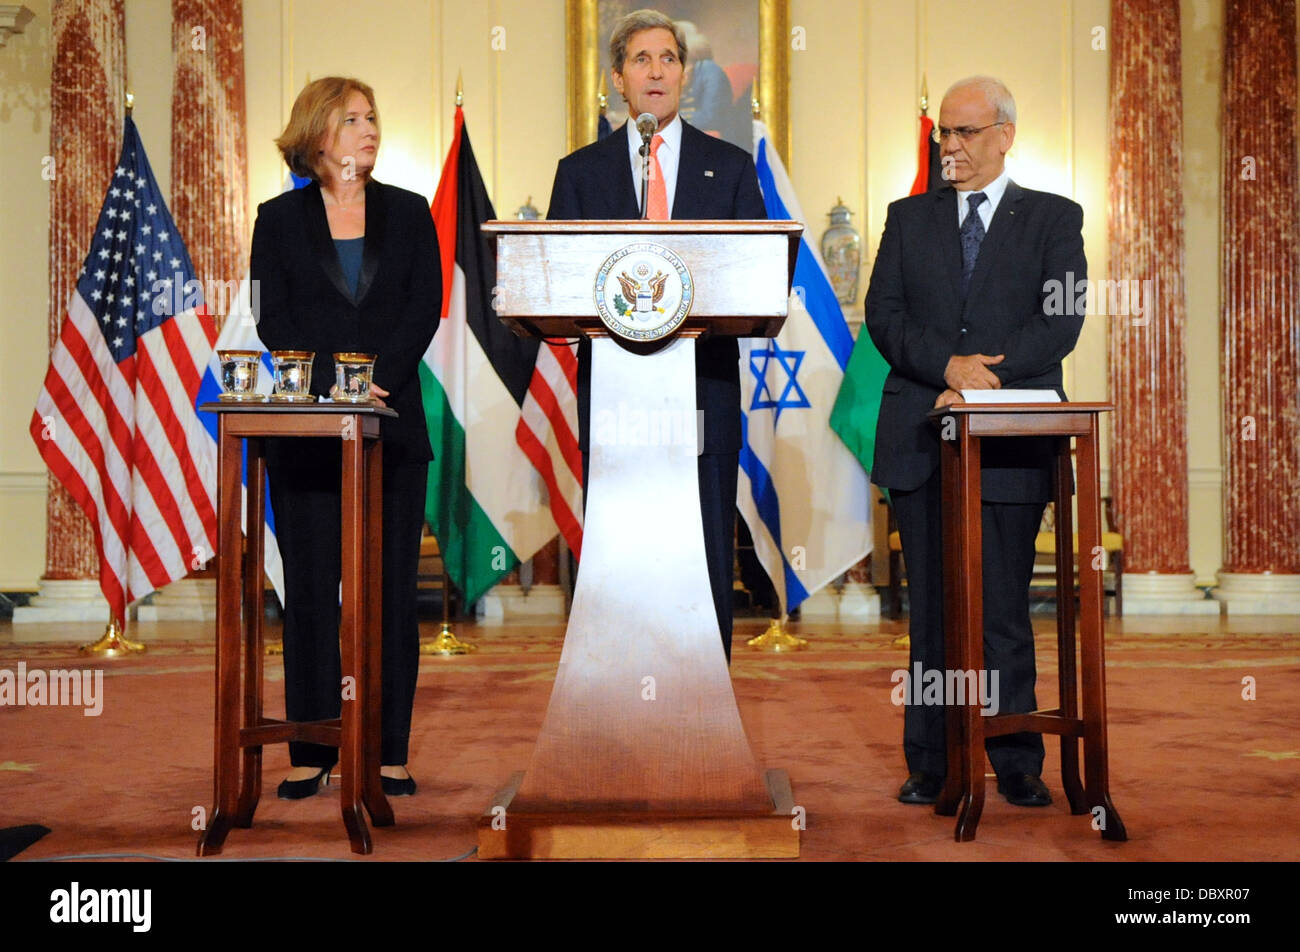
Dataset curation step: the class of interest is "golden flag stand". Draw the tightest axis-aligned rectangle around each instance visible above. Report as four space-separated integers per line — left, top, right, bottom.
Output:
746 614 808 652
421 565 475 655
80 612 146 657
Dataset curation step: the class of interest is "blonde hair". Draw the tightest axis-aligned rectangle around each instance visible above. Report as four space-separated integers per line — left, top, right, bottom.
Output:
275 77 379 183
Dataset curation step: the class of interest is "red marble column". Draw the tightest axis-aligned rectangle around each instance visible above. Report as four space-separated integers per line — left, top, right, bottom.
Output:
170 0 248 329
1219 0 1300 575
1106 0 1195 580
43 0 127 582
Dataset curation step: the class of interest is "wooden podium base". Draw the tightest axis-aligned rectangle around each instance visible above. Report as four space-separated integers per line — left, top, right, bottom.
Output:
478 769 798 859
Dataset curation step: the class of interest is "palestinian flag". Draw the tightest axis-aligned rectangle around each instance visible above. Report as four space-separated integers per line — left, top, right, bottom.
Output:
422 107 557 605
828 310 891 478
910 112 943 195
830 104 937 473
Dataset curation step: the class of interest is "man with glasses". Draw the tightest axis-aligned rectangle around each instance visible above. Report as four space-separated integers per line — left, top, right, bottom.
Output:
864 76 1086 808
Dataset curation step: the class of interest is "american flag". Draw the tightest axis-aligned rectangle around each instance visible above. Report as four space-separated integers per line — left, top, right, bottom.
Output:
515 343 584 558
30 116 219 626
190 171 313 610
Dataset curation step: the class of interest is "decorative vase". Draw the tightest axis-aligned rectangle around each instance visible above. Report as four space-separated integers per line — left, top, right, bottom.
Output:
821 197 861 305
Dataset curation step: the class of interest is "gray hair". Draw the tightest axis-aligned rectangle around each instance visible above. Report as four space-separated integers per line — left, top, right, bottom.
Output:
944 75 1017 124
609 8 688 74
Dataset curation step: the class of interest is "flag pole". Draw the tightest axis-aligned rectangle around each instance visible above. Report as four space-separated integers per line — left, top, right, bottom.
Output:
79 89 148 659
886 72 930 653
420 75 475 657
743 85 808 653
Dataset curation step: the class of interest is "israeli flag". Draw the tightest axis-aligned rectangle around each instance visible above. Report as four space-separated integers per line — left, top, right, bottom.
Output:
193 174 310 606
737 121 872 615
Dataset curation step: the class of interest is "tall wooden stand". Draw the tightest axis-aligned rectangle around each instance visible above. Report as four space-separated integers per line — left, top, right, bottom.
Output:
196 403 394 855
478 220 801 858
931 403 1127 843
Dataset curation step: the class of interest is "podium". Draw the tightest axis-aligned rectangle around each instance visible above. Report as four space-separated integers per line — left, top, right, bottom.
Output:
478 220 802 859
197 403 394 855
930 403 1127 842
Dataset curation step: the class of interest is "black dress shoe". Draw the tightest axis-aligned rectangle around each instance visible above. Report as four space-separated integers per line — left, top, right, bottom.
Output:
997 773 1052 807
898 772 943 804
277 764 333 800
381 773 417 797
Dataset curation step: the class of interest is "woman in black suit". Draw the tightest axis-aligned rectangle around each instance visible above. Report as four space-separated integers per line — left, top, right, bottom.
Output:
250 77 441 798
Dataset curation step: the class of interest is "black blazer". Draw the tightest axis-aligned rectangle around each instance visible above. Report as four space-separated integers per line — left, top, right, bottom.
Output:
250 179 441 461
865 180 1086 502
546 119 767 454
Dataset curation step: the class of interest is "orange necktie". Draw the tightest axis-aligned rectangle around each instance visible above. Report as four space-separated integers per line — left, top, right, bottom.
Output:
646 133 669 220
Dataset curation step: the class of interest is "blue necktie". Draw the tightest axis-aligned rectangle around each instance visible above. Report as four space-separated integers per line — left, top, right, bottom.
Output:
960 191 987 295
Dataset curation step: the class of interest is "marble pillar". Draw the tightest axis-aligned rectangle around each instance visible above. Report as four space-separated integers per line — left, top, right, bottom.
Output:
1213 0 1300 613
139 0 249 621
169 0 248 322
1106 0 1215 613
17 0 126 625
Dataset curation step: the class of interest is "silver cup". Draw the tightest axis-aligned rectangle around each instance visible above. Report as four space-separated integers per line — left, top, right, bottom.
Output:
217 350 266 402
270 350 316 403
333 352 377 403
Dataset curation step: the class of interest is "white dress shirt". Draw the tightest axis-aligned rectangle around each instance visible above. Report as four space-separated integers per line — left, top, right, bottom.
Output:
625 114 682 216
956 168 1010 231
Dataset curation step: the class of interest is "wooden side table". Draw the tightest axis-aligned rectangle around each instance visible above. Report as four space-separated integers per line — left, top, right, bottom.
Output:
196 403 395 855
930 403 1127 843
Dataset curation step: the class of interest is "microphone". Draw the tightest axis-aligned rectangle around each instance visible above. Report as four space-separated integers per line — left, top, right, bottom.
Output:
634 113 656 219
635 112 657 140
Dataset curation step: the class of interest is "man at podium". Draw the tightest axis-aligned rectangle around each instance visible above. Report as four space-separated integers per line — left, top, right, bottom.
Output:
547 7 766 661
865 76 1087 808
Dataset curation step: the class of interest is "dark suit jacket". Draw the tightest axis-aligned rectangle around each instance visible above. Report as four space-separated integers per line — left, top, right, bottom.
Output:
250 179 441 461
546 119 767 454
865 180 1086 502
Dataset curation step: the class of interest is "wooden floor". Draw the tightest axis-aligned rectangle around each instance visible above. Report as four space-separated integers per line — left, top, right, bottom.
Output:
1 609 1298 863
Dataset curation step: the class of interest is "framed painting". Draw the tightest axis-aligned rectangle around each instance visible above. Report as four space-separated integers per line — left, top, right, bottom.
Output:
565 0 789 162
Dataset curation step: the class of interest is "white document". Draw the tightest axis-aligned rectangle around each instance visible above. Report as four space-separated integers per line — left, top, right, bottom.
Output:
959 389 1061 404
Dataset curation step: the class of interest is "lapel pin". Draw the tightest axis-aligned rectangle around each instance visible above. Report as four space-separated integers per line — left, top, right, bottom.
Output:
704 170 714 177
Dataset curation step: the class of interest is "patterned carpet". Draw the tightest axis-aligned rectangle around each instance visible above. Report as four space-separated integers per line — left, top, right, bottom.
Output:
1 614 1297 861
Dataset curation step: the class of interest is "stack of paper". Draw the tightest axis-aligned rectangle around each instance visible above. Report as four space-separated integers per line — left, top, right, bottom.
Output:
959 389 1061 404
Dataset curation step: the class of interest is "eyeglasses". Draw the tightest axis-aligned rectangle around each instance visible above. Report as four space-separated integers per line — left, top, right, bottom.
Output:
931 122 1006 144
